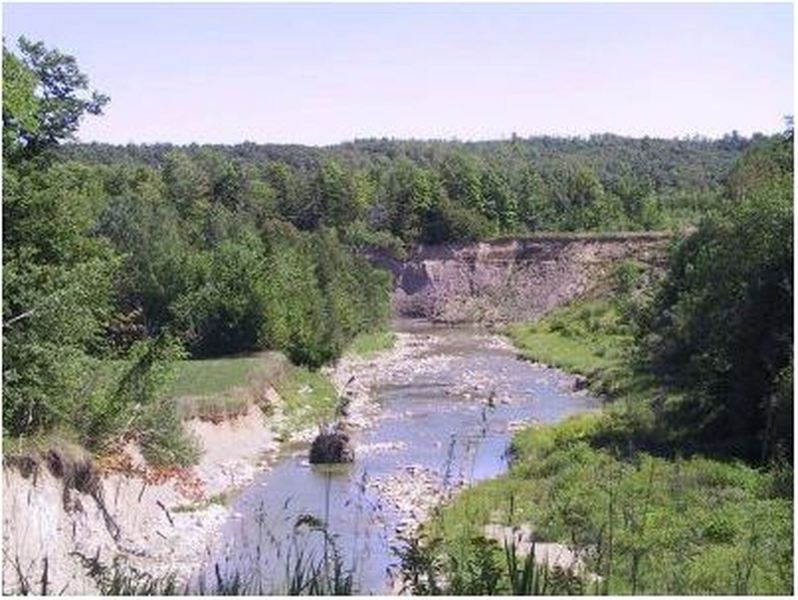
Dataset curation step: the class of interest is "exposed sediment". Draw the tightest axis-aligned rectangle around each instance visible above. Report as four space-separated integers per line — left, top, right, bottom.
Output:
368 233 669 323
2 404 280 595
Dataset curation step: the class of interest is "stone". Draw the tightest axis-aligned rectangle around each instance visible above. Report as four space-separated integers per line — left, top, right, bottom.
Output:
308 427 354 464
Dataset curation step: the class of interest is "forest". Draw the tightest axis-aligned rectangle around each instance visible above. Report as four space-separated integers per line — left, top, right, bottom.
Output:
59 130 758 242
2 36 793 595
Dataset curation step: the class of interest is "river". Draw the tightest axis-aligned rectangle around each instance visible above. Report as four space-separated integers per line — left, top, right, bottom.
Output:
195 321 599 594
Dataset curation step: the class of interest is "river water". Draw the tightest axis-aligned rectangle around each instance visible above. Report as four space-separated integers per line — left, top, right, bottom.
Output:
197 321 598 594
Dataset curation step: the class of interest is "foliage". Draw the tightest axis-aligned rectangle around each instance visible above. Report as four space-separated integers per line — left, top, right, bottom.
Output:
60 130 765 242
272 364 339 436
393 530 591 595
3 160 117 436
639 132 793 462
489 170 794 592
345 330 396 358
506 299 633 396
4 37 108 160
3 40 389 465
2 46 39 159
431 413 792 595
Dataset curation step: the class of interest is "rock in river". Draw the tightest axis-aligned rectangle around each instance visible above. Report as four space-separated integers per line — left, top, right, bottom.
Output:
309 425 355 464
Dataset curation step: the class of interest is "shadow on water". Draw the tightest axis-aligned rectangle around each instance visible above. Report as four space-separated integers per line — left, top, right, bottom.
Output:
194 321 599 594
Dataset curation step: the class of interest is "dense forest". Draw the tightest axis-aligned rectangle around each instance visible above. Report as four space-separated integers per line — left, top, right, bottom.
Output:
58 131 759 244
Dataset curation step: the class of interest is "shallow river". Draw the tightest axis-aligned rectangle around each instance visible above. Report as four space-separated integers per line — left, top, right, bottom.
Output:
197 321 599 594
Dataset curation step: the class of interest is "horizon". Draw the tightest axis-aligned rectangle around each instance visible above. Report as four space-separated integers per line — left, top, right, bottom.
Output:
59 128 778 150
3 3 793 145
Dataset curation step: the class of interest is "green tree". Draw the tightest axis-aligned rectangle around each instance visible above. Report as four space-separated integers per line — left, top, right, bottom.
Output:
311 160 359 229
641 134 793 461
2 46 39 160
8 37 109 157
3 161 118 435
480 166 518 232
381 160 437 241
440 152 484 212
514 166 554 230
172 231 268 356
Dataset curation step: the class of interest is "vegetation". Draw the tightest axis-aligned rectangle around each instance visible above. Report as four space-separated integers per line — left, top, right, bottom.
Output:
423 128 793 596
345 330 397 358
59 133 756 240
3 38 389 461
507 299 632 383
428 413 792 594
166 354 276 400
273 365 339 436
2 34 792 596
639 133 793 462
167 352 282 422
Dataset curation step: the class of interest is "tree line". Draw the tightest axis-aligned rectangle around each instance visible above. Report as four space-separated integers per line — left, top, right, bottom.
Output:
637 129 793 462
59 128 765 245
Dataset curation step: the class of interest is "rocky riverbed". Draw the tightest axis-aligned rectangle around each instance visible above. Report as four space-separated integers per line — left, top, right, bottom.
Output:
203 321 599 594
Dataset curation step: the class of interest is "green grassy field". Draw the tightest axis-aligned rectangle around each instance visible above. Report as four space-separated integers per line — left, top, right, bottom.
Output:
505 299 643 398
272 365 339 435
165 354 277 398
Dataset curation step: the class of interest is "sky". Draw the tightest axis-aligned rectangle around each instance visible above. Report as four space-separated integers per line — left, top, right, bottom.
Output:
2 2 794 146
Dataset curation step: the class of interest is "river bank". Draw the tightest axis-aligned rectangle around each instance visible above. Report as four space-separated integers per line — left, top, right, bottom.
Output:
0 331 427 594
202 321 597 594
3 324 598 595
2 402 282 595
425 299 793 595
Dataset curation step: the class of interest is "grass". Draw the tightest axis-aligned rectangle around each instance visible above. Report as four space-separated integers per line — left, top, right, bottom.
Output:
173 491 232 513
164 351 287 422
164 349 339 436
345 330 396 359
272 365 339 436
506 299 630 376
165 354 273 398
431 412 792 594
425 295 794 595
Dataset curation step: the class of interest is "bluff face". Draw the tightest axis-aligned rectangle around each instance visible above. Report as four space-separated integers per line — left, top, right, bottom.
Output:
369 233 671 323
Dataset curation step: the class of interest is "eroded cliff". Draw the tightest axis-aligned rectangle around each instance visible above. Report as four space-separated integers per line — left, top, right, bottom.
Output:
370 233 671 323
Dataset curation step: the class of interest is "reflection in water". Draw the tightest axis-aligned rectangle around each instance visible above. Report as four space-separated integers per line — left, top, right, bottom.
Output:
197 322 598 594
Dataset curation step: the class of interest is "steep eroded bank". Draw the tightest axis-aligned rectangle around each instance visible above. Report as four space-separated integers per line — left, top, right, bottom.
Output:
3 402 283 594
369 233 669 323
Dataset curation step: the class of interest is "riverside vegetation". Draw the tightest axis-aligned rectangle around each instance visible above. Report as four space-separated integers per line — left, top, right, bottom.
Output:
416 130 793 594
2 37 793 595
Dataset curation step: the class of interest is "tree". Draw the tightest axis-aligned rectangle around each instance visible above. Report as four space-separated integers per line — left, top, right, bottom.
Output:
162 150 212 227
2 46 39 160
3 161 118 435
381 160 437 241
480 166 518 232
641 135 793 461
8 37 109 157
311 160 359 229
440 153 483 213
3 39 116 436
514 166 554 230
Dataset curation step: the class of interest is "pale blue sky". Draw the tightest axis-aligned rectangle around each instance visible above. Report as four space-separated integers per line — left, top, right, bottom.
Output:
3 3 794 145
